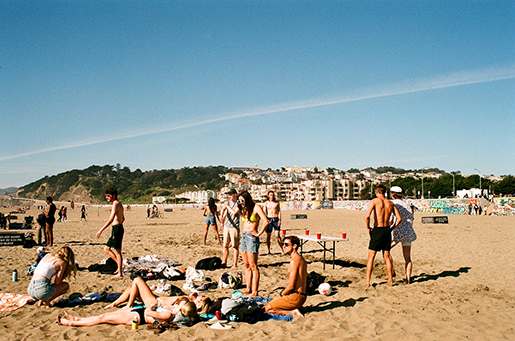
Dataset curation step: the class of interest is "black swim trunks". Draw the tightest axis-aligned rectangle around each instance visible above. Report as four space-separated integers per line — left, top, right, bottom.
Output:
368 227 392 251
106 224 124 250
266 217 280 233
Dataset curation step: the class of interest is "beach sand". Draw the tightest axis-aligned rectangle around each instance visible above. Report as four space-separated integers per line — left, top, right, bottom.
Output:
1 205 514 340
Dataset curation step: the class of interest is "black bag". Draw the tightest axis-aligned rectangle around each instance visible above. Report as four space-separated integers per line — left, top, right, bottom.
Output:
307 271 326 295
227 303 263 324
195 257 222 270
99 258 118 274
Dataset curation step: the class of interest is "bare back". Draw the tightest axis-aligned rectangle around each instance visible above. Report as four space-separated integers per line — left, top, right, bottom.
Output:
366 194 399 229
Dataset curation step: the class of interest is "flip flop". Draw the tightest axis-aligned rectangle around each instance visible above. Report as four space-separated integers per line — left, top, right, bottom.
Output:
209 321 233 330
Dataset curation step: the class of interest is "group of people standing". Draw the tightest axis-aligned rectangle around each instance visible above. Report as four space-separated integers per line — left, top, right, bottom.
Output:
36 198 88 246
202 190 287 295
200 189 307 316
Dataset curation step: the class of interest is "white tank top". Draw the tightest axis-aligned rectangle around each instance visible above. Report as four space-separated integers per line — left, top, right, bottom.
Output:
34 258 59 279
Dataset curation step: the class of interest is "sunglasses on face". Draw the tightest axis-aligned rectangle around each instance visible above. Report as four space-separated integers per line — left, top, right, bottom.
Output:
283 242 291 246
237 199 245 204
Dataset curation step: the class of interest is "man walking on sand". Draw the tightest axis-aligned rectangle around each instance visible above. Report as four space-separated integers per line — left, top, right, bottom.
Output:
365 184 402 287
96 188 125 278
264 191 283 254
219 189 240 269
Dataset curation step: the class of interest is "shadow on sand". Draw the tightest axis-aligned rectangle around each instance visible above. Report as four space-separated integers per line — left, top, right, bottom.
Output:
411 266 471 283
305 296 368 313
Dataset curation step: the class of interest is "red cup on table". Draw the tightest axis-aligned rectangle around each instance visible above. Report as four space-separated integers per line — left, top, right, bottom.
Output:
282 229 286 236
316 233 321 240
342 233 347 239
305 229 309 235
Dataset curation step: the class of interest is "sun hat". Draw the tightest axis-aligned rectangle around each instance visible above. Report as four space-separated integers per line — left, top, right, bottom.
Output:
390 186 403 193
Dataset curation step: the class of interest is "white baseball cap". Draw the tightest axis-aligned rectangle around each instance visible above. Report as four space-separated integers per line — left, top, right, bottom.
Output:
390 186 403 193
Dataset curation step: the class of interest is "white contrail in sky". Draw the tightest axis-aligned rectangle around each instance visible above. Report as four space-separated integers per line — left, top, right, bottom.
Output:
1 65 514 162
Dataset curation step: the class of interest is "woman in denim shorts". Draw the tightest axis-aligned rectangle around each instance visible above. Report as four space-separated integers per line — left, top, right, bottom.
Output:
27 246 77 307
236 191 270 296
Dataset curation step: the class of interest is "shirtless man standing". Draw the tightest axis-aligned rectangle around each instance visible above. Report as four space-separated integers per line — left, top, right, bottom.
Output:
365 184 402 287
264 191 283 254
264 236 307 316
96 188 125 278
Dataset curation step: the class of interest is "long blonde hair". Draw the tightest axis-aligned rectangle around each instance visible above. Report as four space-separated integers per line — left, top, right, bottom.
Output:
56 246 77 280
181 301 200 326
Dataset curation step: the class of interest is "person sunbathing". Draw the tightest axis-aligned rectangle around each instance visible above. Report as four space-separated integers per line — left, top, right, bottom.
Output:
57 301 199 327
104 277 207 314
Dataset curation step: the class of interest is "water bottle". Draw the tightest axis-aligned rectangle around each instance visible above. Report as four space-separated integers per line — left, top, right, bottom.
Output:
132 315 138 330
12 269 18 282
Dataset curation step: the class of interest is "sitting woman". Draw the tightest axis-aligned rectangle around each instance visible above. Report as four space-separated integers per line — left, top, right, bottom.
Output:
104 277 207 313
27 246 77 307
57 301 199 327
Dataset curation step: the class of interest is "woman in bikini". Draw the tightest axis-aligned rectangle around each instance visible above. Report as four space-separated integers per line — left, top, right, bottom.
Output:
27 246 77 307
234 190 269 296
202 197 222 245
58 277 201 327
104 277 207 311
57 301 199 327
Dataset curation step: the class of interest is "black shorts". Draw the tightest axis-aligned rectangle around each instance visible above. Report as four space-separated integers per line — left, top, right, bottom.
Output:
368 227 392 252
266 217 280 233
106 224 124 250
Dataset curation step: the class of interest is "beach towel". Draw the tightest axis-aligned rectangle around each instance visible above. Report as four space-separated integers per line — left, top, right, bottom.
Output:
0 293 35 312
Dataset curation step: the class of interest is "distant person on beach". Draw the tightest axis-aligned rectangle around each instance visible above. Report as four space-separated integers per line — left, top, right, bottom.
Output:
42 197 56 247
264 236 307 317
202 198 222 245
36 213 47 245
96 188 125 278
264 190 283 254
364 184 402 287
236 190 269 296
220 188 240 269
80 205 87 222
27 246 77 307
389 186 417 284
62 206 67 222
57 206 63 222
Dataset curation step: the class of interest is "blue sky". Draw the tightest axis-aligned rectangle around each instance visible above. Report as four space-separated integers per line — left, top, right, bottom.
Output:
1 0 514 188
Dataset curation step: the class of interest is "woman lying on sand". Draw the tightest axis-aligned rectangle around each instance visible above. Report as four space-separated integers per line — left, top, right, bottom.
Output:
57 301 199 327
27 246 77 307
104 277 207 312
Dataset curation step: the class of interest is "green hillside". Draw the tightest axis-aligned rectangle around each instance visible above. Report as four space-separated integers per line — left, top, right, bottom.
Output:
16 164 238 204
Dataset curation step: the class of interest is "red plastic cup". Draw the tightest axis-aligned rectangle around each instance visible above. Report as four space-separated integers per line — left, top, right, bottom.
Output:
342 233 347 239
316 233 321 240
305 229 309 235
282 229 286 236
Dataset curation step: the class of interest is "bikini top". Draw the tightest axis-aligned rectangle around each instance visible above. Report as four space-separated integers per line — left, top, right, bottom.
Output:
34 258 59 279
242 213 258 223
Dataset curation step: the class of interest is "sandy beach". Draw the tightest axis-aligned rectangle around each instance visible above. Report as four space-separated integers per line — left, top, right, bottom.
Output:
1 204 514 340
